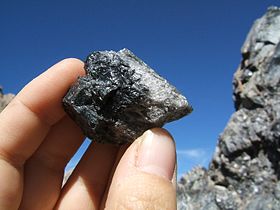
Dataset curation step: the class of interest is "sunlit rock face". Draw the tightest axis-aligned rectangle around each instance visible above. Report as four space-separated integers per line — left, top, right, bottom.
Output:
0 87 14 113
177 7 280 210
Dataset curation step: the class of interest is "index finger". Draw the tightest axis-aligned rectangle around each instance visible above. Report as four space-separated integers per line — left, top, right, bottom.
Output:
0 58 85 165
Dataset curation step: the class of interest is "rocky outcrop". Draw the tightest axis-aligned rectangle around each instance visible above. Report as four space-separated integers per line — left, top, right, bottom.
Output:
0 87 14 112
178 7 280 210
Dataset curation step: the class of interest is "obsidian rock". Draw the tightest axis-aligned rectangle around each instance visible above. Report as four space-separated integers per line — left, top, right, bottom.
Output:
63 49 192 144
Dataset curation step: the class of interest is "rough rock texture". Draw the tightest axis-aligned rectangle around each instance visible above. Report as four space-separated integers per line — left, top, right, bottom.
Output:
177 7 280 210
63 49 192 144
0 87 14 112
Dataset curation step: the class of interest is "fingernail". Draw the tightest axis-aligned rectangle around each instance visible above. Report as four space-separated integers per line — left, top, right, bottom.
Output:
136 128 176 180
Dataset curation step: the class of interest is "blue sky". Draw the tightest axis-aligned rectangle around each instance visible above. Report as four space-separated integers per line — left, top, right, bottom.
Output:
1 0 279 177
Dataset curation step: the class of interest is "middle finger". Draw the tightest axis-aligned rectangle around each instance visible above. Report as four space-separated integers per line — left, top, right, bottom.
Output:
19 115 85 210
55 141 120 210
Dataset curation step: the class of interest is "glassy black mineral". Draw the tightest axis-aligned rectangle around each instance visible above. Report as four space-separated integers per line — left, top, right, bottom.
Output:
63 49 192 144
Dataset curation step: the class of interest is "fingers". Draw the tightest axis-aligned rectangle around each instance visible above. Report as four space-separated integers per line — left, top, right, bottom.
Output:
19 116 85 210
105 128 177 210
55 142 120 210
0 158 23 210
98 144 130 209
0 58 85 164
0 58 85 210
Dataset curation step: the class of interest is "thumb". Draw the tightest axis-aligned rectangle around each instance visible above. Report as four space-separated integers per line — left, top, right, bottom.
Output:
105 128 176 210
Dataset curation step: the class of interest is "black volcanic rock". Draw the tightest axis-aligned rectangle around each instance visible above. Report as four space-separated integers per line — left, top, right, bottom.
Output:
177 7 280 210
63 49 192 144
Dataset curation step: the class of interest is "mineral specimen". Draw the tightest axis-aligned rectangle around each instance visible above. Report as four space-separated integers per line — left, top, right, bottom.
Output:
63 49 192 144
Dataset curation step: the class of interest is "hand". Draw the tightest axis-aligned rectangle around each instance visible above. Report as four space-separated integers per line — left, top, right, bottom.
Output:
0 59 177 210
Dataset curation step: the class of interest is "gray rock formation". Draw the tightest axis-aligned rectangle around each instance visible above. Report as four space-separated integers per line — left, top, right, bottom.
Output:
177 7 280 210
0 87 14 112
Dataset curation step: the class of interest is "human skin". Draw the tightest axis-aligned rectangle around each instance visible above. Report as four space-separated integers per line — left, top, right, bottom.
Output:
0 59 176 210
